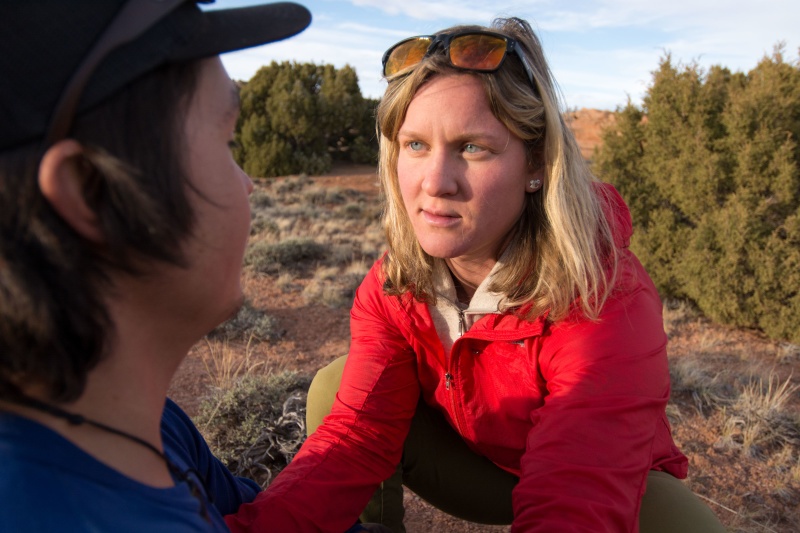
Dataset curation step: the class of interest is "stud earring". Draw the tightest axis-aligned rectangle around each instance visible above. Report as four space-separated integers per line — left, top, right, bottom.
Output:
528 178 542 192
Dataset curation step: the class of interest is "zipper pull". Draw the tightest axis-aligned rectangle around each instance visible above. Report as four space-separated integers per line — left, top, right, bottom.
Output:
458 309 465 337
445 372 453 390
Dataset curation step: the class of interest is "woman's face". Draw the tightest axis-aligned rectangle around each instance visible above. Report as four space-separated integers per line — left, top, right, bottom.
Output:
396 74 533 265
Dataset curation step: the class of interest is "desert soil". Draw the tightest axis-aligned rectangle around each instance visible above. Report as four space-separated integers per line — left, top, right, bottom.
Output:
168 109 799 532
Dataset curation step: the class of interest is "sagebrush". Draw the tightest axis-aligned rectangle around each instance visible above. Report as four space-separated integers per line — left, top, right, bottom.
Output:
196 372 312 487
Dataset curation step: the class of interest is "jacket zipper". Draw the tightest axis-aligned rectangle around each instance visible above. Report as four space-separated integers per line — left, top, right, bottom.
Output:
445 307 468 433
445 307 466 390
445 363 468 437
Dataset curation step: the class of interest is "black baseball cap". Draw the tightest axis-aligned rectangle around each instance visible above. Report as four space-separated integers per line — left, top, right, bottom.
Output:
0 0 312 151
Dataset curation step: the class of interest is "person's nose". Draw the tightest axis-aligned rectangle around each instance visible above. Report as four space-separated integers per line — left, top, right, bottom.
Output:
420 149 458 197
239 165 254 195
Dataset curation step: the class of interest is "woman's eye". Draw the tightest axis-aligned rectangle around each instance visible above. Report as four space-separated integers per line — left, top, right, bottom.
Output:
408 141 424 151
464 143 482 154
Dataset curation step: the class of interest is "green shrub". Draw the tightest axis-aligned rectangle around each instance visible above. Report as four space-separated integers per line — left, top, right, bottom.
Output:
250 213 279 237
209 300 281 341
245 237 328 273
302 265 364 308
336 202 364 220
234 62 378 177
250 189 273 209
594 47 800 343
196 371 312 487
303 186 348 206
275 174 312 195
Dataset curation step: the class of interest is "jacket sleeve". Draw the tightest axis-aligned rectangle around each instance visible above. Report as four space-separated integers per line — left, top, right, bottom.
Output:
226 260 420 533
511 257 673 533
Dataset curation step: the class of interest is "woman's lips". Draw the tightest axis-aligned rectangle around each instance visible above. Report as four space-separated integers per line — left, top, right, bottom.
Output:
421 209 460 228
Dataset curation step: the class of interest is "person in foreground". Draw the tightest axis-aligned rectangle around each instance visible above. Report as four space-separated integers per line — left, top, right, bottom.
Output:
0 1 317 531
228 17 728 533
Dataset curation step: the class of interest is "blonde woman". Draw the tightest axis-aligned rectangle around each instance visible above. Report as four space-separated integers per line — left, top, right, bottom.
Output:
230 17 726 533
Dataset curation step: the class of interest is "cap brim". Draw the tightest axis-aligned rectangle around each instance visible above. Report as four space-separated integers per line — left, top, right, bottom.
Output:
168 2 312 61
0 1 312 150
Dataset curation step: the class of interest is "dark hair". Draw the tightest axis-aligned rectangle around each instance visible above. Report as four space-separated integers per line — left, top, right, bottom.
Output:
0 59 202 403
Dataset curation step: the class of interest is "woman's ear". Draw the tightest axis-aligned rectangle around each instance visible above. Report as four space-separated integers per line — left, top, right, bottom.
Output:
38 140 105 243
525 166 544 193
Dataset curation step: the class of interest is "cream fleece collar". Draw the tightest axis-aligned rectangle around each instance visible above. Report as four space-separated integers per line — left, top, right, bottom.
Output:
429 255 507 353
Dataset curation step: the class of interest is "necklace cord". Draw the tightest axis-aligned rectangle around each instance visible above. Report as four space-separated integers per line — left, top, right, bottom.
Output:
5 392 213 521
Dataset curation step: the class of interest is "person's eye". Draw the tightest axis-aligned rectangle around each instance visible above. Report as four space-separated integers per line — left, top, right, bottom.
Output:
463 143 484 154
408 141 424 151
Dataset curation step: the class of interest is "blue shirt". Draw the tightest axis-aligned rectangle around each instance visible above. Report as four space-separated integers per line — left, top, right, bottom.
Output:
0 398 260 532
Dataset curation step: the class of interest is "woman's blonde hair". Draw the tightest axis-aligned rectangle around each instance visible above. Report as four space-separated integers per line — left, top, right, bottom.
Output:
377 17 618 321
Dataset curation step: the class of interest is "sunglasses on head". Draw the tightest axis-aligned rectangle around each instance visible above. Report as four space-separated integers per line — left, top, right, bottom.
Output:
382 30 536 90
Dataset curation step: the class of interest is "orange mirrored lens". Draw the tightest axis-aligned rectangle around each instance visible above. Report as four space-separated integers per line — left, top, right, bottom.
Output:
449 34 507 71
385 37 432 76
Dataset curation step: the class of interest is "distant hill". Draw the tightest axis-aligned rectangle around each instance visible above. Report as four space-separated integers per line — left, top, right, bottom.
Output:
565 108 617 161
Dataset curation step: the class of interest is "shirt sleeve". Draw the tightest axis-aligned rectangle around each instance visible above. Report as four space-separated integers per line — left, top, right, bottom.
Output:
512 259 674 533
226 261 420 533
161 398 261 516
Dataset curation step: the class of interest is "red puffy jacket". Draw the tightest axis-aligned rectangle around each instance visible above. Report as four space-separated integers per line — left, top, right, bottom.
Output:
228 185 688 532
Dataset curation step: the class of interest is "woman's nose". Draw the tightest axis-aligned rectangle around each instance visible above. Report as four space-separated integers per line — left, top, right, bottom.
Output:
420 150 458 197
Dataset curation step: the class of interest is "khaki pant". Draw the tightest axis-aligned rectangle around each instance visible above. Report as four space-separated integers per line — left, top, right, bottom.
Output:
308 356 727 533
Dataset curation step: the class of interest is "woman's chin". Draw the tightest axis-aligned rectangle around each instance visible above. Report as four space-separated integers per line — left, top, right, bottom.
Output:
418 241 462 260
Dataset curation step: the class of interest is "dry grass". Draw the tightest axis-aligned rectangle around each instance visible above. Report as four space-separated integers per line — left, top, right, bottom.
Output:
721 375 800 458
246 177 383 279
301 260 368 308
777 343 800 365
670 355 726 416
201 336 265 391
275 271 296 292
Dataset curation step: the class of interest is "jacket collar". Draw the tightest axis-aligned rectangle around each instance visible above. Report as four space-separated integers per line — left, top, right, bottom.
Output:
432 257 506 315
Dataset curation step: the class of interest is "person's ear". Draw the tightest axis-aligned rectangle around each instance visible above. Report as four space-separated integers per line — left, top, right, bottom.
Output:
525 166 544 193
38 140 105 243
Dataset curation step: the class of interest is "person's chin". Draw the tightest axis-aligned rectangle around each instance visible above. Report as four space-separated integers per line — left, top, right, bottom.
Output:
227 291 246 320
206 290 245 333
419 241 461 260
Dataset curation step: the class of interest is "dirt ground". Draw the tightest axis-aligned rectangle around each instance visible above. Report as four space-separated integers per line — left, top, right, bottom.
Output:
168 110 799 532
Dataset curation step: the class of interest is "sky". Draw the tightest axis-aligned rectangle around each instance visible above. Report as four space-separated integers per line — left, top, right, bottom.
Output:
214 0 800 111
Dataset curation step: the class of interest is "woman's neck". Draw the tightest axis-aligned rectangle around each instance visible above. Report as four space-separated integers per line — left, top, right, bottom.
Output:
445 257 495 303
